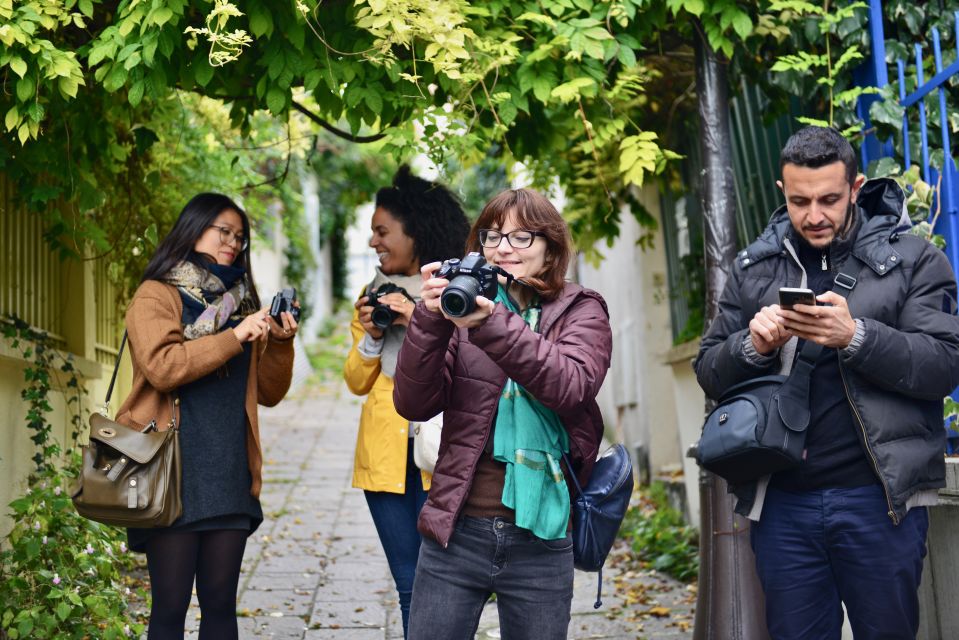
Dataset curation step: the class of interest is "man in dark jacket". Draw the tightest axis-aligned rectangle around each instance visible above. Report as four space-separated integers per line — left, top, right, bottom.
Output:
695 126 959 640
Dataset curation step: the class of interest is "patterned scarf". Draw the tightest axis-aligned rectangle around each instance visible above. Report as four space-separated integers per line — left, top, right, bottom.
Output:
492 286 571 540
162 260 256 340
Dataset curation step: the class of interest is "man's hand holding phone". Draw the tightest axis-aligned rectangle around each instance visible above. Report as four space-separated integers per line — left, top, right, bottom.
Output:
749 303 793 355
779 289 857 349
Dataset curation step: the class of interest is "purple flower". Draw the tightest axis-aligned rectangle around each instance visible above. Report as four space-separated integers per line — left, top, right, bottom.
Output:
85 543 94 554
119 542 127 553
42 536 48 545
52 574 61 585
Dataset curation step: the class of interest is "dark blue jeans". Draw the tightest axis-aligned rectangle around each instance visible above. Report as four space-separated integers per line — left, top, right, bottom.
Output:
751 485 929 640
408 516 574 640
363 445 428 640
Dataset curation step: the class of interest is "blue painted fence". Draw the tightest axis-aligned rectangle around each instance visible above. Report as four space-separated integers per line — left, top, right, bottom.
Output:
861 2 959 263
859 2 959 448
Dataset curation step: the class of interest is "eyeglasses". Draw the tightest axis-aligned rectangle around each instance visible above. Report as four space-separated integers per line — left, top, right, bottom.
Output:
478 229 546 249
210 225 248 251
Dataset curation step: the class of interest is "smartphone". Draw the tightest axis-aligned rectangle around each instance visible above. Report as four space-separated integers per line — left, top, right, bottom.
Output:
778 287 816 310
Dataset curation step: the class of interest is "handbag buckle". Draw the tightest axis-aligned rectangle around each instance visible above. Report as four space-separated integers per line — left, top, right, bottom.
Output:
97 427 117 438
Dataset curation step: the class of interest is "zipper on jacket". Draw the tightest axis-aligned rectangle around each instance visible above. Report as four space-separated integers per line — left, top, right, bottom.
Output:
838 361 899 524
821 250 828 271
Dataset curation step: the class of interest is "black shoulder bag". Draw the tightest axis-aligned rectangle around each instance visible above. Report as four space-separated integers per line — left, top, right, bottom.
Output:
696 257 864 486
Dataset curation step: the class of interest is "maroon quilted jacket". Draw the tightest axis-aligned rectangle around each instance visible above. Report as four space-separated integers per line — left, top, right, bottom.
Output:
392 283 613 547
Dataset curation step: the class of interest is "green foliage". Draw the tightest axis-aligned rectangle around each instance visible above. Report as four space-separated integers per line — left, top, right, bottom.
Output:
672 250 706 345
765 0 876 135
1 317 85 472
0 0 773 270
2 0 842 286
0 464 144 640
304 302 352 383
867 2 959 189
0 316 143 639
866 159 946 249
619 482 699 583
945 396 959 433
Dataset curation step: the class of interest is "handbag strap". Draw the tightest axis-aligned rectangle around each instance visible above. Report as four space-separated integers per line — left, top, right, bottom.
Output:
104 331 128 406
101 331 179 430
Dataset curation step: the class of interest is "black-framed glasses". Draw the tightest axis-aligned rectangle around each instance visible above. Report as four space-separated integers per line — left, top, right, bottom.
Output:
478 229 546 249
210 225 248 251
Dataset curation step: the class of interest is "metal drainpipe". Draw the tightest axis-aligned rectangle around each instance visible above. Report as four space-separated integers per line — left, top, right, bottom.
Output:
692 24 770 640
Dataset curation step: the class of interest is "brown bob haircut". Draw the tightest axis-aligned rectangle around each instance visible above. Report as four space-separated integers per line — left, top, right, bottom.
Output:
465 188 573 300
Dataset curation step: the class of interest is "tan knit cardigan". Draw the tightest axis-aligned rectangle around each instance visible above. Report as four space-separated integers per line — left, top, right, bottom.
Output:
115 280 294 498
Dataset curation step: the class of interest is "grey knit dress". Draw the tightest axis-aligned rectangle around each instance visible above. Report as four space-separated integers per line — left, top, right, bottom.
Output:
128 343 263 551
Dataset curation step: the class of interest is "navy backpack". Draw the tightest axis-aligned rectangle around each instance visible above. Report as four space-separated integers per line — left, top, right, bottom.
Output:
564 444 634 608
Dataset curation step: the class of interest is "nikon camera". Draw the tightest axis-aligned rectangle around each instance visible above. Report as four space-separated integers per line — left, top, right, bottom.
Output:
435 252 500 317
367 283 413 329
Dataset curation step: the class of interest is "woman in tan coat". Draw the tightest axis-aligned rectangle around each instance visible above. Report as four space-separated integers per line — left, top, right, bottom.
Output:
118 193 296 640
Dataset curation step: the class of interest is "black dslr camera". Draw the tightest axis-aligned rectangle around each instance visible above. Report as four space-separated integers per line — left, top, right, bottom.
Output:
367 283 413 329
435 252 504 317
270 287 300 323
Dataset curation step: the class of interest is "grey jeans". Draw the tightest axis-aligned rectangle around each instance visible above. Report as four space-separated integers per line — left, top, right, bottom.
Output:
408 516 574 640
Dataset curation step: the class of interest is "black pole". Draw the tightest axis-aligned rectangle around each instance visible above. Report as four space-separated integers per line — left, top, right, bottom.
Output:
692 24 770 640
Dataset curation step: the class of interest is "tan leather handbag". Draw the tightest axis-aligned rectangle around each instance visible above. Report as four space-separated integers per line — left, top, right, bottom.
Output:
72 333 182 528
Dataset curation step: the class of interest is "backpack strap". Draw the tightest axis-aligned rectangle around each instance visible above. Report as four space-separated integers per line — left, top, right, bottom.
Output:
561 451 605 609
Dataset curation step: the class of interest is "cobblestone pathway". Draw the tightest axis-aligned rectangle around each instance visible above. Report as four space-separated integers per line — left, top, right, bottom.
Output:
172 382 694 639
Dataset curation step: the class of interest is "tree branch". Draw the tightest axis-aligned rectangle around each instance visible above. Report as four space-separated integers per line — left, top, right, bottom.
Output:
291 101 388 143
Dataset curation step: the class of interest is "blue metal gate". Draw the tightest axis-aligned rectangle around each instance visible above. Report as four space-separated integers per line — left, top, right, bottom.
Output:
860 2 959 266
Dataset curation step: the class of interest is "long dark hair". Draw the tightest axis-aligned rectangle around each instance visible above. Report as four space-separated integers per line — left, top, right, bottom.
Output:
141 193 261 306
374 165 470 266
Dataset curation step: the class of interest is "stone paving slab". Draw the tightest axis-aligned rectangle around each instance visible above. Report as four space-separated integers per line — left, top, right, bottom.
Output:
165 383 694 639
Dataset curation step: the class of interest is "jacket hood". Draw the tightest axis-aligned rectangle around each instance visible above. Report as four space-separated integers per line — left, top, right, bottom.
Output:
737 177 908 277
539 282 610 336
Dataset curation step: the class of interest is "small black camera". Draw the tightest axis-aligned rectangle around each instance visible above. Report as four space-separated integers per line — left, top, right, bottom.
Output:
270 287 300 324
367 283 413 329
435 252 501 317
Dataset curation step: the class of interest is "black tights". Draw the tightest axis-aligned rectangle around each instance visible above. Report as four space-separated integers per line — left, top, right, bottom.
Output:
144 529 248 640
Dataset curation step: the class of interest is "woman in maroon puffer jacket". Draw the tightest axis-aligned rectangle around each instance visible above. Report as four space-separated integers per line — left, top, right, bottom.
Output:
392 188 613 640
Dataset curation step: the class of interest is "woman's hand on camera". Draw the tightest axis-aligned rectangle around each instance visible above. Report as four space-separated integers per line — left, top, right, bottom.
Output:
446 296 495 329
233 309 271 343
380 293 416 327
266 303 299 341
355 295 384 339
420 262 449 315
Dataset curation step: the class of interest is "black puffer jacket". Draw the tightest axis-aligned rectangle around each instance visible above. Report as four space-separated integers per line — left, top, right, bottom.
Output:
695 179 959 524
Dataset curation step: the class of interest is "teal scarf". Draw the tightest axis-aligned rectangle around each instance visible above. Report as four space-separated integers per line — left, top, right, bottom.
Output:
492 286 570 540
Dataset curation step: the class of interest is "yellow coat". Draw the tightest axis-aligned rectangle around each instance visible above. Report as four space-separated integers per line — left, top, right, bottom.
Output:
344 304 431 493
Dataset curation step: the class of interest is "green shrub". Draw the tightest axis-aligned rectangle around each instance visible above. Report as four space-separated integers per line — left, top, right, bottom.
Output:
0 317 145 639
620 482 699 583
0 461 145 639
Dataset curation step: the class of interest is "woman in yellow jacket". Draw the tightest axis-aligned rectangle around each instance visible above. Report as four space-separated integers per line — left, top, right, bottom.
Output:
344 166 469 638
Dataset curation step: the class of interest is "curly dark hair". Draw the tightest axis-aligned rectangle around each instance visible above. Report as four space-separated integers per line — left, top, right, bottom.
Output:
374 165 470 266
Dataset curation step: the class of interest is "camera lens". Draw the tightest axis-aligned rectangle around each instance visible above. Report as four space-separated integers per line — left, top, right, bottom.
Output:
370 304 397 329
441 275 481 317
